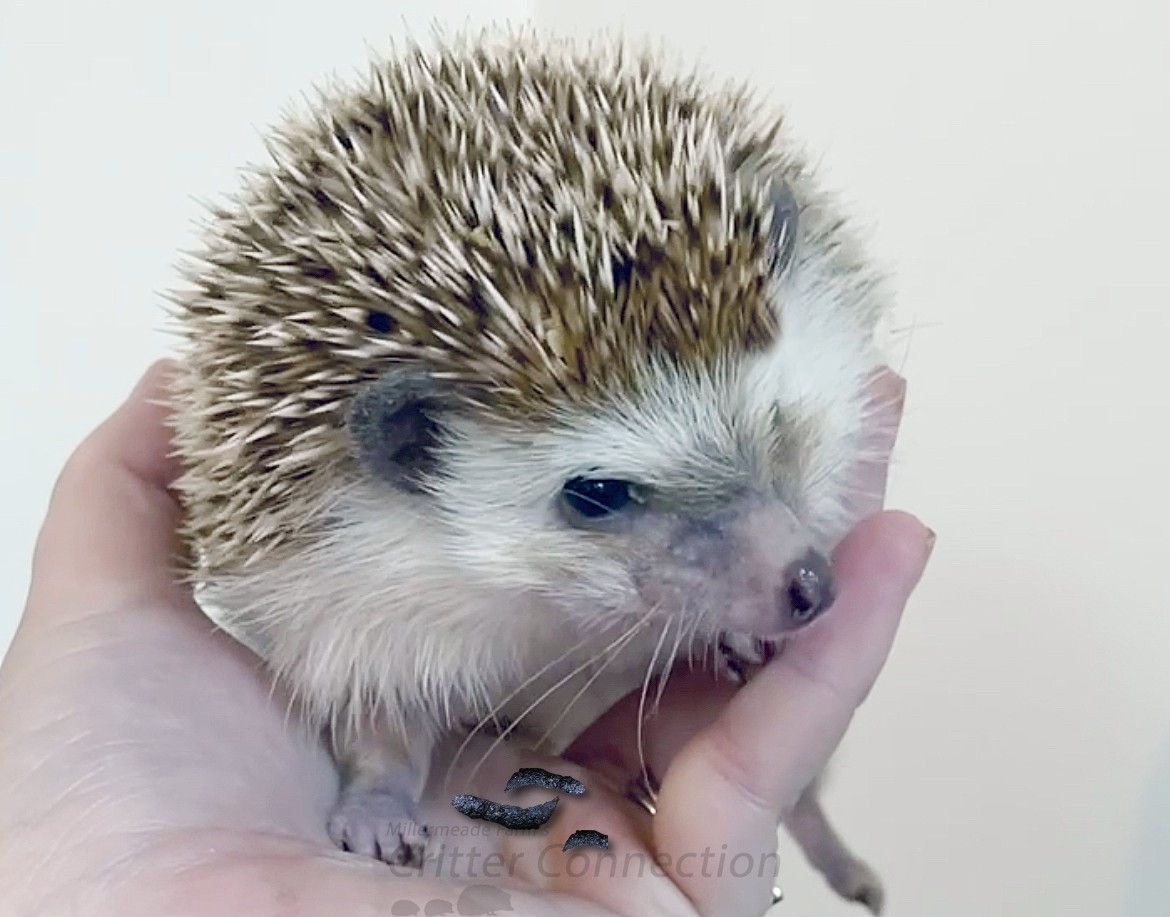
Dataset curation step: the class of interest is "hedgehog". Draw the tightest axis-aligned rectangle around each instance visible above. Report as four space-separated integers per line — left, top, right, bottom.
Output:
166 25 894 913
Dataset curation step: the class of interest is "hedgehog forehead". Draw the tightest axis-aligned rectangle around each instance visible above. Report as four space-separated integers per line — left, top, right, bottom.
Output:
443 354 800 508
430 164 780 418
237 35 787 421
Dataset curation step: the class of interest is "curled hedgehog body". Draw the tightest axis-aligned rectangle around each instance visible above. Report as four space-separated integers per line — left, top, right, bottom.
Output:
169 27 893 913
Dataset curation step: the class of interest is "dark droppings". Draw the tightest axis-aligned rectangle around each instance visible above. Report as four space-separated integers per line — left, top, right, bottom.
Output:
504 767 586 795
451 794 560 830
562 829 609 852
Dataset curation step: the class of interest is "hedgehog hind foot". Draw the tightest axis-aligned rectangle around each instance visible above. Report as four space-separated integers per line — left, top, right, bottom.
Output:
783 776 885 915
809 851 884 915
328 784 429 868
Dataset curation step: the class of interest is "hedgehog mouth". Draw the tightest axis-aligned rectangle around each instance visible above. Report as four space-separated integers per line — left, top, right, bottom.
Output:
715 633 785 684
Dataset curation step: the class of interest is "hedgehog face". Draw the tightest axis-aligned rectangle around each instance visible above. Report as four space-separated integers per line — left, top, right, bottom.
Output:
171 34 892 683
344 225 880 643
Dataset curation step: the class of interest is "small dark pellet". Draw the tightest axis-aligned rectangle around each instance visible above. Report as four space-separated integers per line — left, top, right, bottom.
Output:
451 793 559 830
504 767 586 796
562 829 609 852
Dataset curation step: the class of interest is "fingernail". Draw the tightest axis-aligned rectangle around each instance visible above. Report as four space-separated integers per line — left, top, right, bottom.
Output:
925 527 937 559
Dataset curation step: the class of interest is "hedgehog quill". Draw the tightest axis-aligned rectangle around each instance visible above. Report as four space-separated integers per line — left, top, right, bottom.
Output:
167 26 895 913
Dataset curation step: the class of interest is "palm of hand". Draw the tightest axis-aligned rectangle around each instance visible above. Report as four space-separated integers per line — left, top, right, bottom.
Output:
0 363 930 917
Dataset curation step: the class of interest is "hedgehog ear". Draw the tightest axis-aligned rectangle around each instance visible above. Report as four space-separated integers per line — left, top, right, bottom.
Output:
345 370 448 492
766 179 800 278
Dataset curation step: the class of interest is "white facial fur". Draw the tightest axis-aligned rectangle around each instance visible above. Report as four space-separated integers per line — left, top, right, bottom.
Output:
429 228 883 615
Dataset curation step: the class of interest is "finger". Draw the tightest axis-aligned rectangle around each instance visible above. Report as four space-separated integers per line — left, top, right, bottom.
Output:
651 510 932 917
568 504 921 794
566 664 738 809
25 359 191 621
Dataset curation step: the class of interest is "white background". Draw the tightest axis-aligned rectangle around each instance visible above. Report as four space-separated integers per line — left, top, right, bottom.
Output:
2 1 1168 915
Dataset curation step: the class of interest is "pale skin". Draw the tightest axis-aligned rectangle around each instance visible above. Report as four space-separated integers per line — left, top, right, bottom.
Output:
0 360 932 917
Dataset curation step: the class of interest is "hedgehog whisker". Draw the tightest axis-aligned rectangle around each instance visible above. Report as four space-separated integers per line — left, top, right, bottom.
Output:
462 606 657 788
659 612 698 720
534 605 669 751
443 614 629 791
635 614 676 806
445 622 615 786
464 610 656 783
652 612 690 716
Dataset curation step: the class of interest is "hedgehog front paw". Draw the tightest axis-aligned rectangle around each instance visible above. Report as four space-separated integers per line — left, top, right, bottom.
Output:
328 785 429 867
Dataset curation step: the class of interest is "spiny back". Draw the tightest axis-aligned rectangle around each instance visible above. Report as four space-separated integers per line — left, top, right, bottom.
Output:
168 27 806 575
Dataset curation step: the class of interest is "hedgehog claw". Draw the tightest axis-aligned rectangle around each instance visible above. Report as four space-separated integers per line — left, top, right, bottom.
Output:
328 785 429 868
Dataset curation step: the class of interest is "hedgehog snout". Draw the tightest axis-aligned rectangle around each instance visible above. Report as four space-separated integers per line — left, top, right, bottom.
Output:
717 498 838 637
782 548 837 626
633 495 838 638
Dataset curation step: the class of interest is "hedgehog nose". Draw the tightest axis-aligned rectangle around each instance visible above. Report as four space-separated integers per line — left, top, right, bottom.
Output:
782 549 837 626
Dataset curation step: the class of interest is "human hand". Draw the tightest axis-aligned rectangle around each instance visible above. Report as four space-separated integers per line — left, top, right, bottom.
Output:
0 361 932 917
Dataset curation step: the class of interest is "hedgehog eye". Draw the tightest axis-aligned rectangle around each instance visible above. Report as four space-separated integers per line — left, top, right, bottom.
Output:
560 477 637 521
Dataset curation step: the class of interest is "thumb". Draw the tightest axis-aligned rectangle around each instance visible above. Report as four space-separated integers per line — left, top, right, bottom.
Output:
651 510 932 917
25 359 192 623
